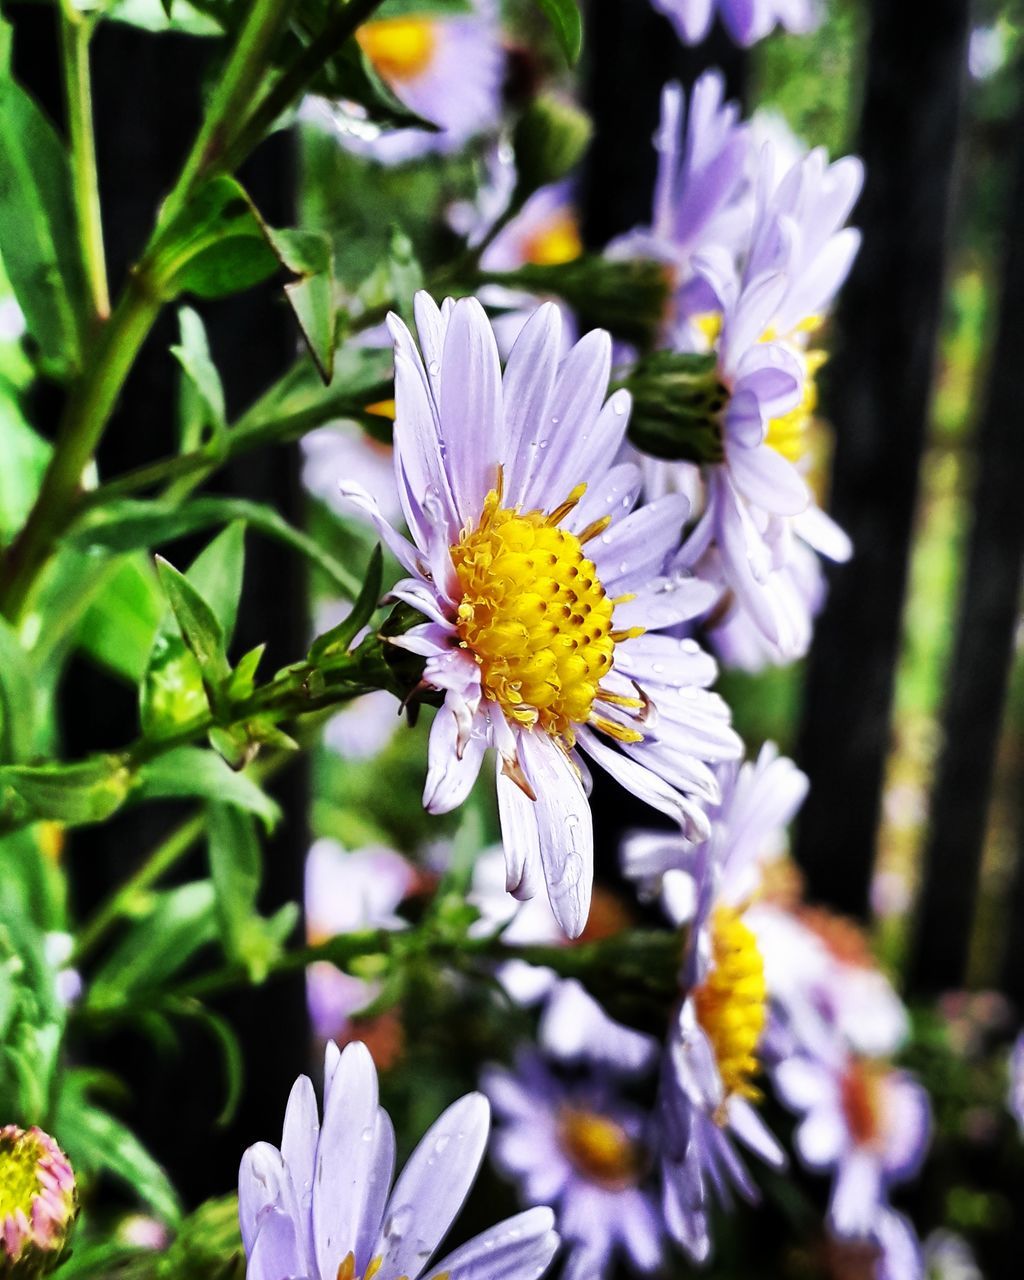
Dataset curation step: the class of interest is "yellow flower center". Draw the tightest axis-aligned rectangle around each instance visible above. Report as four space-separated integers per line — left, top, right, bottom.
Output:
763 346 826 464
689 311 828 467
450 481 643 747
558 1106 643 1189
337 1253 448 1280
522 211 584 268
357 17 438 82
693 907 767 1109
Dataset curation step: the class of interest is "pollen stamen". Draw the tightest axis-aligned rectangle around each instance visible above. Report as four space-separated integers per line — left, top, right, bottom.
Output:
452 484 642 747
693 907 767 1115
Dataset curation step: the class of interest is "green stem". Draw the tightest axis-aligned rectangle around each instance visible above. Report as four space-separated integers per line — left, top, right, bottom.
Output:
59 5 109 324
73 814 206 962
158 0 296 230
0 274 163 621
0 0 299 623
220 0 385 174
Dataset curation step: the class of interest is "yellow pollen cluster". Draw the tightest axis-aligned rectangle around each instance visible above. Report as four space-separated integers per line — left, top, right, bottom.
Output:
450 484 642 746
764 346 827 464
357 17 437 81
693 907 767 1109
558 1106 642 1189
522 212 584 267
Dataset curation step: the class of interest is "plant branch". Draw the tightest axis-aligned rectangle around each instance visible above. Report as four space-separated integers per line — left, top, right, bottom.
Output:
59 3 109 324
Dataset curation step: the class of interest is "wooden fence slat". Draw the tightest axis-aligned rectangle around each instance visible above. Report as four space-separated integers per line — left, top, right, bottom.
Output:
909 107 1024 996
581 4 745 248
794 0 971 919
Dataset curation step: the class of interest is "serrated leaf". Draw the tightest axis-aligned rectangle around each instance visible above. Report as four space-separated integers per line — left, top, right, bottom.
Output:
134 747 280 829
534 0 582 63
0 20 88 377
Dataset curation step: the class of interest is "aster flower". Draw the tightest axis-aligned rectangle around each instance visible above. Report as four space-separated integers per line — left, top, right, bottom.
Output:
306 0 504 165
620 746 805 1259
773 1049 931 1243
0 1125 76 1273
650 0 821 48
305 842 416 1040
608 75 751 347
484 1054 664 1280
622 745 908 1063
239 1040 559 1280
341 292 740 938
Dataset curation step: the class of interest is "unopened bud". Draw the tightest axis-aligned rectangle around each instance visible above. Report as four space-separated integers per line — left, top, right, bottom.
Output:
0 1126 76 1276
620 350 728 464
512 95 593 203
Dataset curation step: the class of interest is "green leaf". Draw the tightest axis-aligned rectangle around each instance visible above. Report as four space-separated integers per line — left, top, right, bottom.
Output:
155 556 232 700
88 881 217 1006
141 524 246 736
207 804 278 980
76 554 164 684
534 0 583 63
265 228 336 383
55 1071 182 1223
150 176 278 301
72 497 360 598
310 545 382 661
0 21 88 377
172 306 227 453
0 617 35 763
0 757 131 832
104 0 225 35
0 412 50 545
133 747 280 829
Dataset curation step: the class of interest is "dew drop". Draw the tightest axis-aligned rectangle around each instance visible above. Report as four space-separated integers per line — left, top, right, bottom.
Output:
428 360 440 376
434 1134 451 1156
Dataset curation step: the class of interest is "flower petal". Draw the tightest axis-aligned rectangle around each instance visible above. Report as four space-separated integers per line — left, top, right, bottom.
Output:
439 297 503 523
428 1208 559 1280
313 1042 382 1280
374 1093 491 1279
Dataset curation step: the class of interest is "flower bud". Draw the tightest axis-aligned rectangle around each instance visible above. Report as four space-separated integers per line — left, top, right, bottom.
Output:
512 95 592 203
620 350 728 464
0 1126 76 1277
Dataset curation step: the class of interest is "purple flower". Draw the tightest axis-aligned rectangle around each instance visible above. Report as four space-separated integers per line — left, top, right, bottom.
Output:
239 1040 560 1280
773 1051 931 1241
304 0 504 164
341 293 740 938
305 843 415 1040
484 1054 664 1280
650 0 822 48
608 75 750 348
